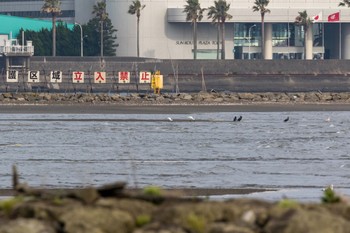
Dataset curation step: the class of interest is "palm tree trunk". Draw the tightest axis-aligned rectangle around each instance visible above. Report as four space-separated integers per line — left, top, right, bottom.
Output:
216 21 220 60
261 13 265 59
193 20 197 60
221 22 225 59
305 26 313 60
137 16 140 57
52 13 56 57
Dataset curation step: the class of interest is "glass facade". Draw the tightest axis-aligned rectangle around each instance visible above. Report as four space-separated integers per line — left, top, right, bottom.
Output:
234 23 324 60
234 23 261 47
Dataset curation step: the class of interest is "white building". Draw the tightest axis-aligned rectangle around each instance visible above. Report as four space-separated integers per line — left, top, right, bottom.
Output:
1 0 350 59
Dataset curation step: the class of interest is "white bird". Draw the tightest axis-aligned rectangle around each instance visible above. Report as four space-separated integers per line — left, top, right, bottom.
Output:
188 116 195 121
325 117 331 122
167 117 173 122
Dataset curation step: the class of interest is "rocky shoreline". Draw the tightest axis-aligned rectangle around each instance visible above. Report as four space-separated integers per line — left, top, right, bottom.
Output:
1 91 350 105
1 180 349 233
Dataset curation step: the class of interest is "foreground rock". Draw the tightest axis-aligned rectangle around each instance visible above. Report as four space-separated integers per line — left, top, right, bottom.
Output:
1 91 350 105
1 183 350 233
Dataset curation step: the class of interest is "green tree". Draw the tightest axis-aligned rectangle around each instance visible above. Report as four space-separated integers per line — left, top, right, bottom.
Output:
19 23 78 56
17 19 117 56
339 0 350 7
56 23 80 56
92 1 108 56
128 0 146 58
252 0 270 59
84 17 118 56
183 0 205 60
295 10 313 59
42 0 61 57
18 28 51 56
207 0 232 59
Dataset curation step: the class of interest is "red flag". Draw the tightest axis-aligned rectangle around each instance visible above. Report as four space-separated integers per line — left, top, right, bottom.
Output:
328 12 340 22
312 12 322 22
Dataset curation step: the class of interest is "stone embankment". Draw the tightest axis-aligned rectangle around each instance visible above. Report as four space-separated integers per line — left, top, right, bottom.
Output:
1 91 350 104
1 182 350 233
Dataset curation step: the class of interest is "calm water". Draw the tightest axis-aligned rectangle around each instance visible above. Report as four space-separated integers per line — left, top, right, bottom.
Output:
0 111 349 201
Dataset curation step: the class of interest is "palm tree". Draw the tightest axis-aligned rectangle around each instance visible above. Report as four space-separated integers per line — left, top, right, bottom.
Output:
252 0 270 59
183 0 205 60
42 0 61 57
92 1 108 57
128 0 146 58
295 10 313 59
207 0 232 60
339 0 350 7
207 4 220 59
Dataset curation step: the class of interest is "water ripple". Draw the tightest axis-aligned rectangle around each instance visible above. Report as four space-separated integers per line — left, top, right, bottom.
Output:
0 111 349 202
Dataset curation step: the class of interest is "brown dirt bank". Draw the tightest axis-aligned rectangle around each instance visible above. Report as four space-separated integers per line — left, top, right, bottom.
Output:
1 91 350 113
0 188 274 197
1 103 350 114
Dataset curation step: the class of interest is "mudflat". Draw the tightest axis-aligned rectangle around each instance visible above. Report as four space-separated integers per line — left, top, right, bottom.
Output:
0 102 350 114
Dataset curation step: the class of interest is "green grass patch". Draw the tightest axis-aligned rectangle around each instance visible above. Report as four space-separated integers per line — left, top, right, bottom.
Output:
135 214 151 227
0 196 24 215
186 213 206 233
278 199 299 209
322 187 340 203
143 186 162 197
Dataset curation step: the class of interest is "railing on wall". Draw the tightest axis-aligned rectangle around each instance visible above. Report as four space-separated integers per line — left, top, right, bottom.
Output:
0 45 34 56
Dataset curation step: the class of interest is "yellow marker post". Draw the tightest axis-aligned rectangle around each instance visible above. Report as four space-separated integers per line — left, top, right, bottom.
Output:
151 71 163 94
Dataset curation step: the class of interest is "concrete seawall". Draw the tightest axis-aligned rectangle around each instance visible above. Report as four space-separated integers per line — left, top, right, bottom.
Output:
1 57 350 93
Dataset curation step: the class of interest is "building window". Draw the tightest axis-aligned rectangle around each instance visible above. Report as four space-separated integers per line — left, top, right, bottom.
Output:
233 23 324 60
234 23 260 47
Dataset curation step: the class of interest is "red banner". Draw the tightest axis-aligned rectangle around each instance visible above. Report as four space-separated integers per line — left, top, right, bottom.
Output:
328 12 340 22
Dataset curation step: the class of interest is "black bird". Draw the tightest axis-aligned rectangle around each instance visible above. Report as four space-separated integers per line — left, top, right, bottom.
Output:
233 116 237 122
284 117 289 122
237 116 242 121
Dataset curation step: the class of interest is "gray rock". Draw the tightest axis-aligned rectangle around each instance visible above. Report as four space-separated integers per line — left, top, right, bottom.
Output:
2 93 12 99
266 206 350 233
181 94 193 100
237 93 255 100
213 98 224 102
0 218 56 233
60 206 134 233
209 223 255 233
304 92 320 102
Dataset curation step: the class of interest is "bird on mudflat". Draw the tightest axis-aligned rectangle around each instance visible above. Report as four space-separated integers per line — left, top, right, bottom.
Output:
237 116 242 121
167 117 173 122
233 116 237 122
284 117 289 122
188 116 195 121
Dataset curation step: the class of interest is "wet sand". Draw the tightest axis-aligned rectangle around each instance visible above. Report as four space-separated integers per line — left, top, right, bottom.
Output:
0 102 350 114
